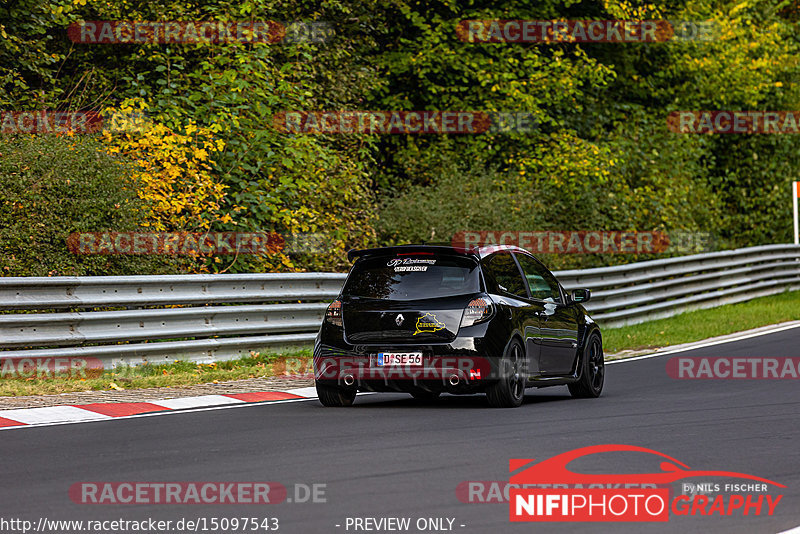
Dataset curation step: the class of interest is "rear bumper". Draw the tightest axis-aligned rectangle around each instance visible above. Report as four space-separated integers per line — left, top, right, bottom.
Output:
313 336 501 394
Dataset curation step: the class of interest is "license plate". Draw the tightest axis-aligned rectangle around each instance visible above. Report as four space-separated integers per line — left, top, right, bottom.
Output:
376 352 423 366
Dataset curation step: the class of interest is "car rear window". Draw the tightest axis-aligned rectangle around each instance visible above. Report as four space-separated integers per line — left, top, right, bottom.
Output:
342 254 481 300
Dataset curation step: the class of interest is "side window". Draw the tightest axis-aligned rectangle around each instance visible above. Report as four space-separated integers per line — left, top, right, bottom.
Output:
482 253 528 298
515 253 562 302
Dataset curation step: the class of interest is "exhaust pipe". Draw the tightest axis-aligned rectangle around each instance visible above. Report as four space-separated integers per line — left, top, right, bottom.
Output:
448 374 460 387
343 374 355 386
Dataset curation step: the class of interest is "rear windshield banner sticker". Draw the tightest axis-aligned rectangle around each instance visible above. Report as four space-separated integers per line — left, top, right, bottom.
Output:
388 258 437 272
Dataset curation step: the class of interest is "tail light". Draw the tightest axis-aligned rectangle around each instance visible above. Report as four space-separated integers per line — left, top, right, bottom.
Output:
460 297 494 328
325 299 343 327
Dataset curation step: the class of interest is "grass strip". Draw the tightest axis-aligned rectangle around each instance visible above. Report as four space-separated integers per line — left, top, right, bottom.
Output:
0 348 312 397
602 290 800 354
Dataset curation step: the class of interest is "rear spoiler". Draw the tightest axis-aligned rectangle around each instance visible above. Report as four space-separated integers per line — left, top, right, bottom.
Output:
346 245 479 262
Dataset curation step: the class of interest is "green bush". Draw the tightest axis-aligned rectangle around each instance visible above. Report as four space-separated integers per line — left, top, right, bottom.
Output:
0 134 182 276
378 125 722 271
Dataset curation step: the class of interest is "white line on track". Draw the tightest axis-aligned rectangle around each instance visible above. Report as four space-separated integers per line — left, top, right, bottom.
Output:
149 394 244 410
0 396 320 432
0 391 386 432
0 406 112 425
285 386 318 397
606 321 800 365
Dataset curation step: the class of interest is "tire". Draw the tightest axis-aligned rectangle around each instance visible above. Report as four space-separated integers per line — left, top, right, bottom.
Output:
568 331 604 398
410 390 441 402
316 381 357 407
486 339 526 408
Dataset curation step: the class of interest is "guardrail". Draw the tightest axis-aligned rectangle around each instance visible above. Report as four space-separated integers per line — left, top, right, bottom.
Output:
0 274 346 366
555 244 800 327
1 244 799 365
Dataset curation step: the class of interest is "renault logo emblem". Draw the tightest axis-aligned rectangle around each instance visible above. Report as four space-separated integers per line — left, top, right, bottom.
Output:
395 314 404 326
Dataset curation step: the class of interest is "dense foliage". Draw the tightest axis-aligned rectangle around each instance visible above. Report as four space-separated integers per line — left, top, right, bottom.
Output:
1 0 798 274
0 135 182 275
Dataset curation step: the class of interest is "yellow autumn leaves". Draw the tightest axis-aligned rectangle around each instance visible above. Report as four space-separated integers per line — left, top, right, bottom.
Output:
100 105 232 235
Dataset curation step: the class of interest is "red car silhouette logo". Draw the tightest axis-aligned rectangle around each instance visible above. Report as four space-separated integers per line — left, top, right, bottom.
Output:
509 444 785 487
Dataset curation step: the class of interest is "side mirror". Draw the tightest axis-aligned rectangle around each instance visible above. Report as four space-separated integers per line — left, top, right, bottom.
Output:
571 288 591 303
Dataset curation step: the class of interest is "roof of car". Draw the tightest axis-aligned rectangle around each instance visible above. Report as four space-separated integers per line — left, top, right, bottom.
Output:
346 244 533 262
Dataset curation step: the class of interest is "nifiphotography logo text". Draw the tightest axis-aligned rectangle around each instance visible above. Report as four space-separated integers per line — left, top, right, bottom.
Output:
507 445 784 522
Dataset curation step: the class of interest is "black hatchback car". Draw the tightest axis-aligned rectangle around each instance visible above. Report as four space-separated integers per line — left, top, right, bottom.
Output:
313 244 603 407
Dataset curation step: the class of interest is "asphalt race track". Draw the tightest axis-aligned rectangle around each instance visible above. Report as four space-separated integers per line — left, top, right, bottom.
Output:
2 326 799 534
